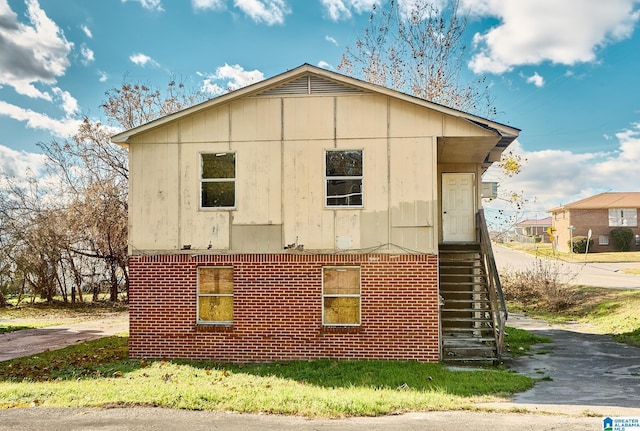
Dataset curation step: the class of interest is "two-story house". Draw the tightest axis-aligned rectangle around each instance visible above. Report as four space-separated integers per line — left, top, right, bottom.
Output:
549 192 640 253
111 64 519 363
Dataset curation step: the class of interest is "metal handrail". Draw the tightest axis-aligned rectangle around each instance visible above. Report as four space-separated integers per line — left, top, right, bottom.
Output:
476 209 508 358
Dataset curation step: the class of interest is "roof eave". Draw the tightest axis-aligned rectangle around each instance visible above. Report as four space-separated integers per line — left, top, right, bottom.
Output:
111 63 520 146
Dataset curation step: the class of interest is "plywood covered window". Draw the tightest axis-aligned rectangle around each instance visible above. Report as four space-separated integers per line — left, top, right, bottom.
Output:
322 266 361 326
201 153 235 208
608 208 638 227
325 150 363 207
197 267 233 324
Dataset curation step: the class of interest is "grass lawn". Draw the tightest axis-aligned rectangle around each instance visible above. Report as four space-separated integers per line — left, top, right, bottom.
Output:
3 283 637 415
0 336 535 416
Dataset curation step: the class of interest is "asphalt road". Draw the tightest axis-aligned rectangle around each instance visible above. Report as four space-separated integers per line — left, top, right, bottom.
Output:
0 408 607 431
493 244 640 289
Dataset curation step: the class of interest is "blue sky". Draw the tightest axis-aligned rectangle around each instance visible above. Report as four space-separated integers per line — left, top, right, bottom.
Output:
1 0 640 228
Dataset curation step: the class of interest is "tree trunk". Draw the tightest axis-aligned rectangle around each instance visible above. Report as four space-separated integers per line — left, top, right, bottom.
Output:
110 260 118 302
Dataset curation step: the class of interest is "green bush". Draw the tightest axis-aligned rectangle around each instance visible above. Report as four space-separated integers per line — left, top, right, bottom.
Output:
610 227 634 251
568 236 593 253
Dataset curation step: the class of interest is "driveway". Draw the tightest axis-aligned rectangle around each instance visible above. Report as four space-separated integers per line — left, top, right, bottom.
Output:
0 314 128 362
482 314 640 417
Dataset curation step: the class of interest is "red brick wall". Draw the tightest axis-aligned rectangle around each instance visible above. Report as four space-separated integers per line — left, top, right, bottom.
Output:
129 253 440 362
561 209 640 253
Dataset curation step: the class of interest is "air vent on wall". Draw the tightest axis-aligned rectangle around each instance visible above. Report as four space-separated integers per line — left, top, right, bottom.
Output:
256 75 366 96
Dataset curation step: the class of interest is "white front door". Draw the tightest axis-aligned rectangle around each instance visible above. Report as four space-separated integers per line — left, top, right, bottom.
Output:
442 173 476 242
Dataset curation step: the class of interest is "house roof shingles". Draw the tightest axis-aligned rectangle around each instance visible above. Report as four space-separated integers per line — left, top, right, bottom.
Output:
516 217 552 227
549 192 640 212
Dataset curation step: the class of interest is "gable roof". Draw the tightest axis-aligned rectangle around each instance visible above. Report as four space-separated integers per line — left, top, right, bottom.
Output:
111 64 519 150
516 217 552 227
549 192 640 212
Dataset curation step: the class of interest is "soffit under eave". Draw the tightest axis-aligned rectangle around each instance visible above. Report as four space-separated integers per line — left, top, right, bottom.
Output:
437 135 501 165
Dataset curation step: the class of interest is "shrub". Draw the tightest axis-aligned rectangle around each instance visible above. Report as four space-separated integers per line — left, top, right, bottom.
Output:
568 235 593 253
501 259 576 312
610 227 634 251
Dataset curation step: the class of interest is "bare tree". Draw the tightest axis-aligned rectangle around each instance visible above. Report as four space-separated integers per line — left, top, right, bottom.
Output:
339 0 495 116
36 79 206 302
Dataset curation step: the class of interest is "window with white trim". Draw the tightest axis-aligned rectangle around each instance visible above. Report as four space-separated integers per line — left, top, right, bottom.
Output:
325 150 363 207
608 208 637 227
599 235 609 245
201 153 235 208
197 267 234 324
322 266 361 326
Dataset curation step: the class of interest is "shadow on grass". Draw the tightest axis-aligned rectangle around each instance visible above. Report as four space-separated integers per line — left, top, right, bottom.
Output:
0 335 534 396
0 336 140 382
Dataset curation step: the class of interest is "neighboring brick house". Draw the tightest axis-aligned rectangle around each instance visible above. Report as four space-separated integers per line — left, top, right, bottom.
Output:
514 217 552 243
111 64 519 363
549 192 640 253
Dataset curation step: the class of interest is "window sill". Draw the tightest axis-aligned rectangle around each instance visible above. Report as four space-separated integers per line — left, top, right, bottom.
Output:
321 325 362 334
196 324 234 333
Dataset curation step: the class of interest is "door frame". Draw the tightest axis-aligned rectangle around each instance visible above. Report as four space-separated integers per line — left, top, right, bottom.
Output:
441 172 476 243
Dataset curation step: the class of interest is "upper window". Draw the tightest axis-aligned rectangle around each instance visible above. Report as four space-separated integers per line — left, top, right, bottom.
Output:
322 266 361 326
325 150 363 207
201 153 235 208
197 267 234 324
608 208 638 227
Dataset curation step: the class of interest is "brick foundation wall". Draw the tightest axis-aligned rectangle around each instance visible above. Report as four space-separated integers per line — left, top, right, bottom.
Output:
129 253 440 362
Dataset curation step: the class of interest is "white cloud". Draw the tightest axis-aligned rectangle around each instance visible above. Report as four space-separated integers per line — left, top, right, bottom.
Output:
80 24 93 38
325 35 338 46
467 0 640 74
200 64 264 95
233 0 291 25
192 0 226 10
484 122 640 227
525 72 544 87
317 61 334 70
80 44 95 65
121 0 164 12
0 0 74 99
0 100 81 138
52 87 79 117
98 70 109 82
129 53 161 68
324 35 340 46
0 143 48 180
320 0 378 21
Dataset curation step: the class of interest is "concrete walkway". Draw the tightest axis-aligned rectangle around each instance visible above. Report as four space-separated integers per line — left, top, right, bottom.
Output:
480 313 640 418
0 314 128 362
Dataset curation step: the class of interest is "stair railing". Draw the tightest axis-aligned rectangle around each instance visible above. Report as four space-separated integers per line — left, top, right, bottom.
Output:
476 209 508 358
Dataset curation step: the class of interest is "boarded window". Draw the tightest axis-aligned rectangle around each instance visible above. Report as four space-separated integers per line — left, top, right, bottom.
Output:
322 266 360 326
198 267 233 324
325 150 363 207
608 208 638 227
201 153 235 208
